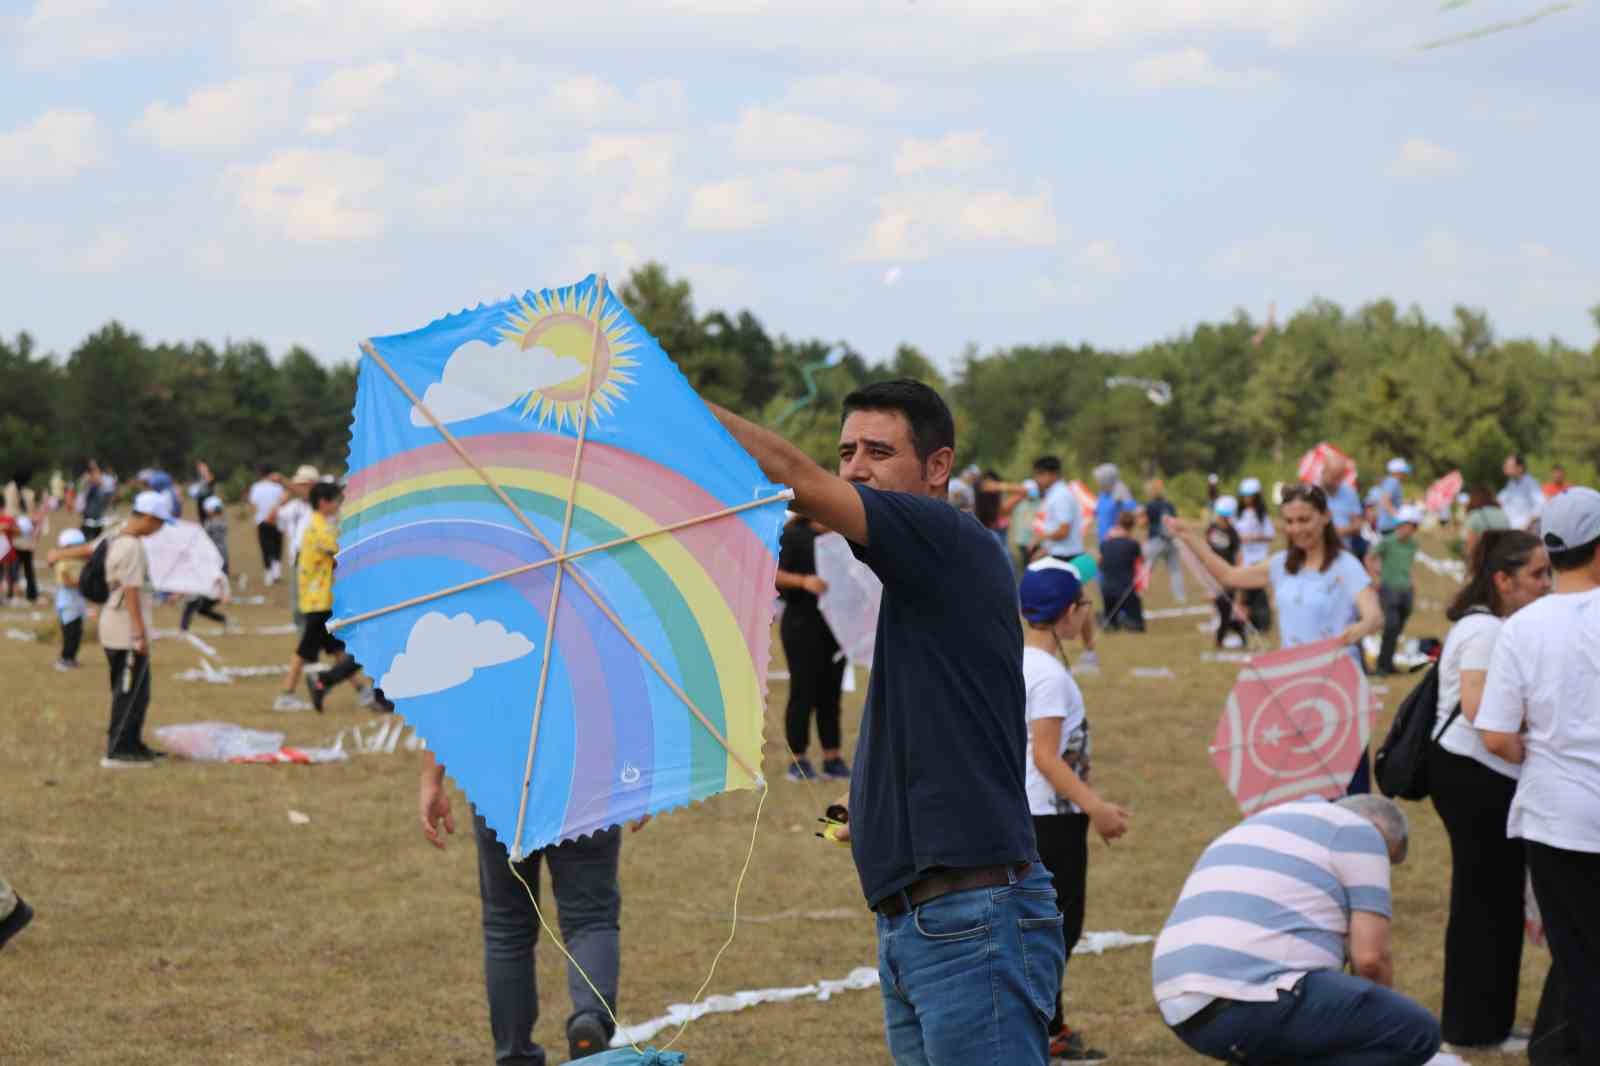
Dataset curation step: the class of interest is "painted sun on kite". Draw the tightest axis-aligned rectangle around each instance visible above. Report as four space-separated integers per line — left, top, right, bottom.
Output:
500 287 637 430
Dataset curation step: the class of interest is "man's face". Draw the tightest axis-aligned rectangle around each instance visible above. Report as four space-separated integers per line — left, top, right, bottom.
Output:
1321 461 1345 489
1033 468 1059 489
129 514 162 537
1504 456 1523 478
838 409 946 496
1552 468 1566 485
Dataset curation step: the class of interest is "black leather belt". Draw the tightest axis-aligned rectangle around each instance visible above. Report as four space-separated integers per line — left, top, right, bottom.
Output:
874 862 1031 917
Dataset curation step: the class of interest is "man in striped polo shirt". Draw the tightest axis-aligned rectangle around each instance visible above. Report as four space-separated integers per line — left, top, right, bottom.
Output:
1152 795 1440 1065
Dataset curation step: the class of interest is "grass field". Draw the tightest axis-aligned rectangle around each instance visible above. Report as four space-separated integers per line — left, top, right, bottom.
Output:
1 513 1548 1065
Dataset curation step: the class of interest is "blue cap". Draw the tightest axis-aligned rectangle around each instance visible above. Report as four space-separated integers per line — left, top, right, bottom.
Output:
1020 559 1084 624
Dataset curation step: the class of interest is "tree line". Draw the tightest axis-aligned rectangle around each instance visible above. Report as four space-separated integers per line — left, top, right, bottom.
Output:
4 263 1597 510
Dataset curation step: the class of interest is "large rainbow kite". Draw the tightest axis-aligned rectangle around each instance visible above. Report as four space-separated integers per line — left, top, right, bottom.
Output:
331 275 788 860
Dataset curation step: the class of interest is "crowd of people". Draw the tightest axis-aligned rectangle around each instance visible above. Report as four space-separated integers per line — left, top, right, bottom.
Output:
4 408 1593 1066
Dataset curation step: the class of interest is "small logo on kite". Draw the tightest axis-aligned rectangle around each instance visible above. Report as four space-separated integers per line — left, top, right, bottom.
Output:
620 763 641 785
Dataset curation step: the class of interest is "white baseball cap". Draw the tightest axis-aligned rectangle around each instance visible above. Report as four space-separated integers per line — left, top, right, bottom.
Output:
1387 458 1412 475
1214 495 1239 518
58 528 86 548
1396 505 1424 527
1541 486 1600 556
132 490 177 524
292 464 321 485
1239 477 1262 497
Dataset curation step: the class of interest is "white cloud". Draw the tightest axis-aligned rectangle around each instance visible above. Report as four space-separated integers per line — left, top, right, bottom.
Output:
785 72 903 114
579 133 674 218
412 337 585 426
894 131 994 176
0 109 104 181
378 611 536 699
858 185 1058 261
136 75 294 151
1130 47 1273 89
771 165 855 211
1079 239 1126 276
305 61 398 136
1389 137 1463 178
686 177 770 233
16 0 178 67
227 149 386 242
731 105 867 163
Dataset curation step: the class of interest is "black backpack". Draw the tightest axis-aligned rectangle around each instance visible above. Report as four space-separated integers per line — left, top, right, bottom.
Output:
77 538 113 605
1375 662 1459 801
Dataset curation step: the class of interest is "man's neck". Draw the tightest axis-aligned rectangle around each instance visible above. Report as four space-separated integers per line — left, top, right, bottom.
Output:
1023 628 1059 652
1556 570 1600 595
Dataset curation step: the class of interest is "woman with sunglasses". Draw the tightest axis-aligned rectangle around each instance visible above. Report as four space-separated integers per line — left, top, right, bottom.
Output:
1167 483 1384 791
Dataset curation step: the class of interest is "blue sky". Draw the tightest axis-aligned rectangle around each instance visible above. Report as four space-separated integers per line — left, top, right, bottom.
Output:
4 1 1597 370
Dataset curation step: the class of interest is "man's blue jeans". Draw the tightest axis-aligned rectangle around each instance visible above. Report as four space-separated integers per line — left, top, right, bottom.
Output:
876 863 1064 1066
1172 970 1441 1066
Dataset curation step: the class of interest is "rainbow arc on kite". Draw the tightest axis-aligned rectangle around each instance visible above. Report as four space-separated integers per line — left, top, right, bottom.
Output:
332 274 789 859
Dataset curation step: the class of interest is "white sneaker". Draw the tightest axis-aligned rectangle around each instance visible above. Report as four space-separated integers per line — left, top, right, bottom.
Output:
100 753 155 769
273 694 311 712
1075 651 1101 676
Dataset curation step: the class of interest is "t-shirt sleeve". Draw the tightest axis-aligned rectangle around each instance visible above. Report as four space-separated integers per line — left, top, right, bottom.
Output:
1456 618 1499 673
1475 621 1528 734
107 536 143 588
1330 822 1392 917
1027 663 1082 727
1340 552 1371 594
1047 489 1076 532
852 485 963 589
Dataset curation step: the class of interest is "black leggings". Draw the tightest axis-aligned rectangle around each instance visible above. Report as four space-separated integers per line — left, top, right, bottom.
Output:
1033 812 1089 1035
1215 593 1248 646
1428 743 1530 1046
780 610 844 755
60 617 83 662
257 522 282 568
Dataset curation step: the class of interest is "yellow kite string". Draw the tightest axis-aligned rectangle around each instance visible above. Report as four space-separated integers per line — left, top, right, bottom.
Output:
506 781 771 1058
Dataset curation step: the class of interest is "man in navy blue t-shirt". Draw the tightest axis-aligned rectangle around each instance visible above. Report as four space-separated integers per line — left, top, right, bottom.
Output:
714 380 1062 1066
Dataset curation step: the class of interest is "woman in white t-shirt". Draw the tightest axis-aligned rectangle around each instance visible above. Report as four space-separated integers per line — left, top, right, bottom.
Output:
1170 483 1383 791
1235 478 1276 632
1017 559 1130 1061
1427 530 1551 1052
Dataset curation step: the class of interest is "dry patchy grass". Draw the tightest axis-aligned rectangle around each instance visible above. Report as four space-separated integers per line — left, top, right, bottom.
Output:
0 521 1548 1064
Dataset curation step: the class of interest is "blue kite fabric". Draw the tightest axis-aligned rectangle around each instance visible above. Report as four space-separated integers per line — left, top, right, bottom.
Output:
335 275 788 858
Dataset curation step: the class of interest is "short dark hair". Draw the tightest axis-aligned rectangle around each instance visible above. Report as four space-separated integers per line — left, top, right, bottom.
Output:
1549 535 1600 573
1033 455 1062 474
841 379 955 463
258 463 275 477
1507 453 1526 469
309 481 342 508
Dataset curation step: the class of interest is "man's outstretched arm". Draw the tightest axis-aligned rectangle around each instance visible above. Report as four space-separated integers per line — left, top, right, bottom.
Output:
710 404 868 546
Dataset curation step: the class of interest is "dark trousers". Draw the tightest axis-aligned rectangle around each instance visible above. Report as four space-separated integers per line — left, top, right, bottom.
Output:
1526 842 1600 1066
105 648 151 756
781 609 844 755
1243 586 1271 633
1377 587 1414 674
180 597 226 630
474 814 622 1066
1215 594 1249 646
14 549 37 601
1033 813 1089 1036
1102 586 1144 631
60 617 83 662
1428 744 1528 1045
256 521 282 568
1174 969 1440 1066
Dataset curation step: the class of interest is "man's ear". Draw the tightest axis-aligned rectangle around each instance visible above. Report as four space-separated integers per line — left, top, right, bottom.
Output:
924 446 955 492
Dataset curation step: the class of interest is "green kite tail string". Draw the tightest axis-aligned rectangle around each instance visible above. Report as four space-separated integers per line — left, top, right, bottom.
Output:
1419 2 1575 49
506 782 772 1058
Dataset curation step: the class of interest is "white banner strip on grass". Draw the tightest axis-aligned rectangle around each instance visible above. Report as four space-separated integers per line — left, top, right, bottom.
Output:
1145 605 1216 620
610 932 1152 1048
1416 551 1466 582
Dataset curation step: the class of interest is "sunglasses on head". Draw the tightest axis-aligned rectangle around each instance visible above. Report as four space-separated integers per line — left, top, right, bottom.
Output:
1279 485 1326 506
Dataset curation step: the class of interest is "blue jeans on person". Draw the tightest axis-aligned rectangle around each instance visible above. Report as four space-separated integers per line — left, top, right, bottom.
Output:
1172 969 1441 1066
474 814 622 1066
876 863 1065 1066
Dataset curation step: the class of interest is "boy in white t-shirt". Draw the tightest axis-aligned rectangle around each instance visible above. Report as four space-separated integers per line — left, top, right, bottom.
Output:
1018 558 1132 1064
1478 487 1600 1064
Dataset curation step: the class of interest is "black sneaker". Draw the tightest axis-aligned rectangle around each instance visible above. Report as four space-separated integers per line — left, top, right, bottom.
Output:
100 751 157 769
786 758 817 781
821 756 852 780
133 744 167 760
0 896 33 951
567 1012 609 1060
1050 1027 1109 1063
306 674 327 713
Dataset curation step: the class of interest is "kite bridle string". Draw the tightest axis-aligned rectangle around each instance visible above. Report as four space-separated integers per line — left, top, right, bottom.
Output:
512 274 610 859
505 782 770 1057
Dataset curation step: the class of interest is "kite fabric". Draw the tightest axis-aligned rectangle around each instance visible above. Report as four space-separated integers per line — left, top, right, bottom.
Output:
143 520 227 596
1296 443 1358 489
1210 639 1376 815
812 531 880 666
332 274 790 861
1425 470 1463 516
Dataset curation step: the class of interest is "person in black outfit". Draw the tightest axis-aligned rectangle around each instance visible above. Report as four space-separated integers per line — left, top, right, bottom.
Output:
1098 508 1144 632
776 515 850 781
1207 497 1249 647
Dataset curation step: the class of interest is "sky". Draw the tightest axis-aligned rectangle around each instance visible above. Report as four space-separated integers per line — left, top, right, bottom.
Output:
3 1 1597 370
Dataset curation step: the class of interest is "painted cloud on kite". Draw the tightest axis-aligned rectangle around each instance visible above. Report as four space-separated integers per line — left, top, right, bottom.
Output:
379 611 536 698
411 338 584 426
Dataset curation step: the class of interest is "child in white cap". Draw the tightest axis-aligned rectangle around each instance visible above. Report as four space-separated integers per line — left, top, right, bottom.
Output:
180 496 230 632
53 528 88 670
